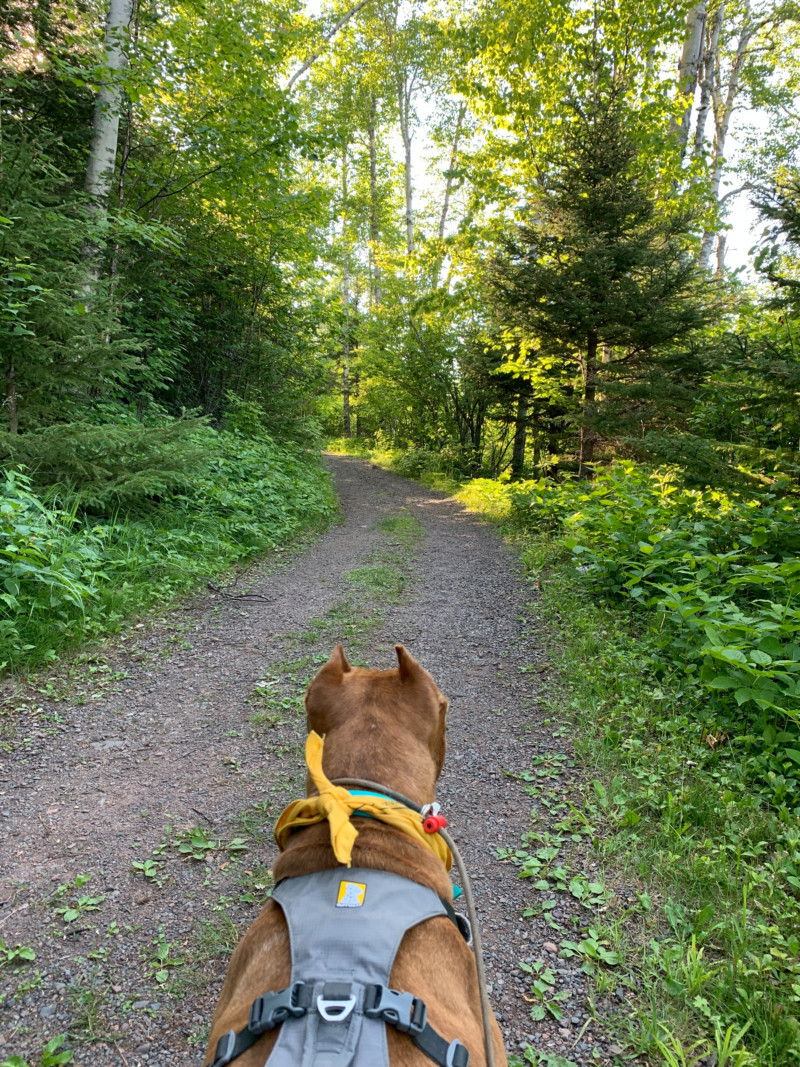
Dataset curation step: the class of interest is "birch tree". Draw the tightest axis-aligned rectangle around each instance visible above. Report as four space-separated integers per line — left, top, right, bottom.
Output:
341 144 352 437
682 0 799 271
376 0 429 254
84 0 134 213
698 0 755 268
673 2 707 158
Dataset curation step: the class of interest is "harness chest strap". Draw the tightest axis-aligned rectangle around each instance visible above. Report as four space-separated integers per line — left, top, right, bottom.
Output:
210 980 469 1067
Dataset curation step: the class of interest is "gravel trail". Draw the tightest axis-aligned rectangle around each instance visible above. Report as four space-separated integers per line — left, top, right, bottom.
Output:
0 456 620 1066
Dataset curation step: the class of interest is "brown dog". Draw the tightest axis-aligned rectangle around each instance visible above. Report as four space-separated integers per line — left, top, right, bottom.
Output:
204 644 507 1067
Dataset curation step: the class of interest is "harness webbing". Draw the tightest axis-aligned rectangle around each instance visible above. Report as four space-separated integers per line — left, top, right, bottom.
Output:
209 981 469 1067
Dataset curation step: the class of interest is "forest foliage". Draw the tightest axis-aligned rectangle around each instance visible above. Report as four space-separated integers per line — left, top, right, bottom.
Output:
3 0 800 1060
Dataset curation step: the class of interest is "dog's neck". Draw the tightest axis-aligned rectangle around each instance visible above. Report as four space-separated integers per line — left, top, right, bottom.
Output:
272 819 453 899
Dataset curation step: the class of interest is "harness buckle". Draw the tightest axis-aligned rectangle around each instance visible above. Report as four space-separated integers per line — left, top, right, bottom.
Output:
363 983 427 1035
446 1038 469 1067
248 981 311 1034
211 1028 236 1067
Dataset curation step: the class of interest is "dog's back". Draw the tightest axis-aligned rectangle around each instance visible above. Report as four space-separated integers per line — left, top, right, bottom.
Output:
203 645 507 1067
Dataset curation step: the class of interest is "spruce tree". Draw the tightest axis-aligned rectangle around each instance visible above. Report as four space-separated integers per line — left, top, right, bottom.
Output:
488 79 712 476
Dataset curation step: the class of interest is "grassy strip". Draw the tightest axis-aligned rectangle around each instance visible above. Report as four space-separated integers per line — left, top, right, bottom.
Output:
465 487 800 1066
1 435 337 675
343 445 800 1066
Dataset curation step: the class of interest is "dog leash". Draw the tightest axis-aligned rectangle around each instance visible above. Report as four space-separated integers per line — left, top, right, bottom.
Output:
333 777 497 1067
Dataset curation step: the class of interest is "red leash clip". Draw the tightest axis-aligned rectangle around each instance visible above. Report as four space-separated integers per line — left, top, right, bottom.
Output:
421 802 448 834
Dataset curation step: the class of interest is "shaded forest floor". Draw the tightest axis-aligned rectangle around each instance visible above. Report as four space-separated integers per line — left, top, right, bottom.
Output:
0 457 626 1067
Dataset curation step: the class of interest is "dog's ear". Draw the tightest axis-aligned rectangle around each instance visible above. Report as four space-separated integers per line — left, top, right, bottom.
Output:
395 644 424 684
322 644 351 681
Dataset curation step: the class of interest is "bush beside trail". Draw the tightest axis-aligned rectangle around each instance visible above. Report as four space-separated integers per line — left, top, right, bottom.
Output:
459 463 800 1064
1 428 335 673
343 442 800 1061
504 464 800 804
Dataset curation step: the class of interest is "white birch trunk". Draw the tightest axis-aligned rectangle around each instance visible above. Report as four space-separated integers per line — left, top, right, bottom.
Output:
84 0 134 212
716 233 727 274
341 145 351 437
368 97 381 307
673 2 707 157
699 2 753 269
399 92 414 254
438 104 466 241
692 2 724 158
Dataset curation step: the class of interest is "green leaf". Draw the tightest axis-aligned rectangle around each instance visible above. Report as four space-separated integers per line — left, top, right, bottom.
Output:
749 649 773 665
706 674 740 690
717 648 747 664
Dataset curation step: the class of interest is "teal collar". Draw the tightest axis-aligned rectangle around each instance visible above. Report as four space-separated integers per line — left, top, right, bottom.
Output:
346 790 462 900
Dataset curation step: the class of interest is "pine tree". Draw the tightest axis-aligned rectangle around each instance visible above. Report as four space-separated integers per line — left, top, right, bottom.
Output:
488 79 713 476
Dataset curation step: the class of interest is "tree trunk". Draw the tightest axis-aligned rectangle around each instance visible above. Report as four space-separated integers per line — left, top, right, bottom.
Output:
342 362 351 437
699 3 753 269
380 3 414 254
716 232 727 275
6 356 18 434
692 2 724 158
286 0 378 90
434 103 466 285
578 334 598 478
353 370 362 437
673 2 706 158
392 65 414 253
84 0 134 213
341 144 351 438
438 104 466 241
402 121 413 254
368 96 381 306
511 392 528 480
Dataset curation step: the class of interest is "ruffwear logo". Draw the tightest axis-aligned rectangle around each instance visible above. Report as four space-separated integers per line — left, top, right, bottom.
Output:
336 880 367 907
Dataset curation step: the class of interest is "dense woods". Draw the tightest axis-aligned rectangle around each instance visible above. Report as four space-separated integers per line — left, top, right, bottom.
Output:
3 0 800 1062
3 0 799 498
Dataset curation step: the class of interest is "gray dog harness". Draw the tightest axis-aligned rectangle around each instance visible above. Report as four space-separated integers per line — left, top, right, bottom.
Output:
209 867 470 1067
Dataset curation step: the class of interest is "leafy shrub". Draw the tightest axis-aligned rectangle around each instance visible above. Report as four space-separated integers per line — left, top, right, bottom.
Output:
509 463 800 798
0 433 335 671
0 418 209 511
389 447 443 479
0 471 100 668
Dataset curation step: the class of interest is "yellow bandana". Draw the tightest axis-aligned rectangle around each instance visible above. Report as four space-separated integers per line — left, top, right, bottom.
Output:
273 731 452 871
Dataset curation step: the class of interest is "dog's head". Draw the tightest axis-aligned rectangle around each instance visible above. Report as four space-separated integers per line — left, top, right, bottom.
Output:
304 644 449 805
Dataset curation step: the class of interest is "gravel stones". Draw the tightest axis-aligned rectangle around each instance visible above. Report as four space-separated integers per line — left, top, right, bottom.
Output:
0 456 619 1065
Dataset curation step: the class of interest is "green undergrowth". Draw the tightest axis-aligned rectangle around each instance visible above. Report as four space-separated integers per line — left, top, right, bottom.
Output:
456 471 800 1065
0 431 336 674
352 447 800 1064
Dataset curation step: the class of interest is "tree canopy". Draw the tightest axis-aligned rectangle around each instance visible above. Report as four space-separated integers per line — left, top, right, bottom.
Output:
3 0 799 488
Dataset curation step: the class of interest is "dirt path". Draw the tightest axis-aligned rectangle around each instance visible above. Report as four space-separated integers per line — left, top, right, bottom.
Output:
1 457 619 1067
